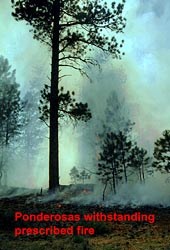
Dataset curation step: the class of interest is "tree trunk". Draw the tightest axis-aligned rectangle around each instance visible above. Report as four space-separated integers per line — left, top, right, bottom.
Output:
103 180 108 201
112 171 116 194
122 151 128 183
49 0 60 191
111 163 116 194
139 168 142 183
3 170 7 186
141 164 145 183
115 170 119 186
0 170 3 186
123 163 128 183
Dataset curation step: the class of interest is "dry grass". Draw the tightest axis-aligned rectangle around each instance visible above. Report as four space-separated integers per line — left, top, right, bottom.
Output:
1 225 170 250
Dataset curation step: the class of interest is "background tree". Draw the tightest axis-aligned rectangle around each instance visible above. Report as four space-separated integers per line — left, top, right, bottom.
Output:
18 88 46 168
104 91 134 134
0 56 22 185
153 130 170 173
96 91 134 170
69 167 91 184
97 129 152 200
97 131 131 195
78 169 91 184
69 166 79 184
11 0 126 190
115 131 133 183
130 146 150 183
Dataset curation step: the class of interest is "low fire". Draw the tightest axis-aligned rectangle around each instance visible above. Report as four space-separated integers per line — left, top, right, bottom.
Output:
0 184 170 250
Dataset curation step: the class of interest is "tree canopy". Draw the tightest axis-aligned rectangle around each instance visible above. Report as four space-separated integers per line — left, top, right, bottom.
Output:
39 86 92 125
11 0 126 77
0 56 22 185
153 130 170 173
0 56 22 146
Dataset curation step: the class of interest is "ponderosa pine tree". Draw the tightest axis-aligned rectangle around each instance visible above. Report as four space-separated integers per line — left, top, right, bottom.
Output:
130 146 150 183
39 86 91 125
0 56 22 185
104 91 134 134
78 169 91 184
11 0 126 190
97 131 132 195
153 130 170 173
19 88 45 168
69 166 79 184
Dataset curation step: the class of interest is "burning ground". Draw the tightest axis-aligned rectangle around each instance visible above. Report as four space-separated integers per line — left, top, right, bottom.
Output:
0 188 170 250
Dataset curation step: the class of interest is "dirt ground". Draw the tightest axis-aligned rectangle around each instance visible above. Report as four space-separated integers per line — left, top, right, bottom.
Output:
0 194 170 250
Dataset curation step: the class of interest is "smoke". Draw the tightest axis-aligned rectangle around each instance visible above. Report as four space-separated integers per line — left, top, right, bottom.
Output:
0 0 81 187
77 0 170 155
0 0 50 92
59 0 170 184
71 0 170 205
122 0 170 146
0 0 50 188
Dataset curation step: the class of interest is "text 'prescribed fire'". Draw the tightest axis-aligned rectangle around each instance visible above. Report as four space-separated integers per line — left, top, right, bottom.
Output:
14 211 155 237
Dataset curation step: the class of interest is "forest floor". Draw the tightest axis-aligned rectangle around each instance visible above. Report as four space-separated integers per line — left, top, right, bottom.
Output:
0 193 170 250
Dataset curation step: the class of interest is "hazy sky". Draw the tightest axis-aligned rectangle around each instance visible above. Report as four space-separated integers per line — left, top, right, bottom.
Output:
0 0 170 186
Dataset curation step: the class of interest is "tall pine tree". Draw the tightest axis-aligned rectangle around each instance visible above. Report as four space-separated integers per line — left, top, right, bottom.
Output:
11 0 126 190
153 130 170 173
0 56 22 185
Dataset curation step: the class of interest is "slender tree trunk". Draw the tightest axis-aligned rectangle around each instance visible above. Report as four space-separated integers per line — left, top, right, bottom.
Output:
0 146 4 186
122 150 128 183
141 164 145 183
139 168 142 183
123 163 127 183
0 171 2 186
103 180 108 201
113 170 116 194
114 160 119 186
49 0 60 191
5 130 9 187
3 170 7 186
109 180 113 191
111 163 116 194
